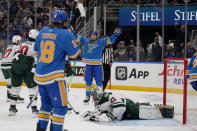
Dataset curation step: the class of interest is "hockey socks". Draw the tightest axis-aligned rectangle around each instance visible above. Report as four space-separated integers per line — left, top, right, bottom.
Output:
51 106 68 131
38 104 53 130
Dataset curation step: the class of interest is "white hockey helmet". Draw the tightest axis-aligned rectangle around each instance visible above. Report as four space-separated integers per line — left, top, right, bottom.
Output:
28 29 39 40
12 35 22 44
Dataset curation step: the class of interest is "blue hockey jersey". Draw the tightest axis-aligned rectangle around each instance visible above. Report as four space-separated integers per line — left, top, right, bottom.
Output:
34 27 80 85
76 34 117 65
186 52 197 82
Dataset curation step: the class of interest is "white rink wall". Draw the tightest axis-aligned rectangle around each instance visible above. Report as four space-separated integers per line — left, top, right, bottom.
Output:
0 60 192 93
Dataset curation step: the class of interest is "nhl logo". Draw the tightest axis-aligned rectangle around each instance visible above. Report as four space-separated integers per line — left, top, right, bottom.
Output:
116 66 127 80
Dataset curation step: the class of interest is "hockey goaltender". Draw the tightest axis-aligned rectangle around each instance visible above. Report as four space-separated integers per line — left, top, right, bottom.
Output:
81 87 174 122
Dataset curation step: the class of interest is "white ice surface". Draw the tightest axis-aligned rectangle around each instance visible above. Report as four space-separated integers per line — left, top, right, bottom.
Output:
0 86 197 131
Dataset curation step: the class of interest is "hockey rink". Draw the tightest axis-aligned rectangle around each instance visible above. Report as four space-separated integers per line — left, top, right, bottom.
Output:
0 86 197 131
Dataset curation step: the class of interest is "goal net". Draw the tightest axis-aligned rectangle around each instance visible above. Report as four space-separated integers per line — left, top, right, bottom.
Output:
163 58 197 125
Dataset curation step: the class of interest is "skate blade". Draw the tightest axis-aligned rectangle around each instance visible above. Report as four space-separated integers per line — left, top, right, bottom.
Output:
84 102 89 105
32 113 38 118
17 100 24 103
67 110 72 114
8 112 17 116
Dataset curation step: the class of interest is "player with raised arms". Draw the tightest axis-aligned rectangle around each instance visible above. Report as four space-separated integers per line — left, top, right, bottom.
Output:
34 10 80 131
74 28 121 104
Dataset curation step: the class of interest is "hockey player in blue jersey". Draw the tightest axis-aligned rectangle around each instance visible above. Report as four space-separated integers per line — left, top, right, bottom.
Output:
34 10 80 131
186 52 197 92
75 28 121 103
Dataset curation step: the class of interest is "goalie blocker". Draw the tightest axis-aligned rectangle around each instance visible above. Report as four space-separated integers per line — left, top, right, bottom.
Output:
81 87 174 122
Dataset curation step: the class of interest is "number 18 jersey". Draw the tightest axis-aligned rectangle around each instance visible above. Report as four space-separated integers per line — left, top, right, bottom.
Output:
34 27 80 85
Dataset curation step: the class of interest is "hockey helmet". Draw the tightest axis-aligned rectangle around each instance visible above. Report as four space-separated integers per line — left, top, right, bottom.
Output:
29 29 39 40
12 35 22 44
91 87 103 105
90 31 98 36
52 10 69 23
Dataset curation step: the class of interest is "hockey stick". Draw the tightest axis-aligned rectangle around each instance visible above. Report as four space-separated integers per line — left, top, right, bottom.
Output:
67 60 76 92
68 101 79 115
66 61 79 115
26 90 39 109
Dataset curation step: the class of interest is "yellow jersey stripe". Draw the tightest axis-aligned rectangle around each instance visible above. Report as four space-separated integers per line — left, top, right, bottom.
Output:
38 114 50 119
107 39 111 44
59 80 67 106
34 52 38 56
52 117 64 123
76 35 81 43
34 73 64 82
186 71 190 74
86 87 92 91
82 60 102 63
189 76 197 79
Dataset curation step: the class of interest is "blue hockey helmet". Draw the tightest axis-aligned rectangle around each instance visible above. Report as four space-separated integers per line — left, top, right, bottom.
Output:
52 10 69 23
90 31 98 36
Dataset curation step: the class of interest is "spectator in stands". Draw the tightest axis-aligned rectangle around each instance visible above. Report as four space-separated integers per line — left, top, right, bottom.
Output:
114 41 128 61
128 0 136 4
155 32 162 47
16 7 28 24
164 43 175 58
177 49 185 58
151 36 162 62
139 44 146 61
127 44 136 61
192 34 197 50
37 22 43 31
146 43 153 61
174 24 189 54
187 42 196 58
10 19 20 38
22 15 33 27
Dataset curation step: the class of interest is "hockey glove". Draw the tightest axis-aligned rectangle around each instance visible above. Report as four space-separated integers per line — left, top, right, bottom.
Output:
64 60 75 77
81 111 97 121
114 27 122 36
185 74 190 79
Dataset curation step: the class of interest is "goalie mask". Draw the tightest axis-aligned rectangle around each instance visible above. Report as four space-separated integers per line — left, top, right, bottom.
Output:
91 87 103 105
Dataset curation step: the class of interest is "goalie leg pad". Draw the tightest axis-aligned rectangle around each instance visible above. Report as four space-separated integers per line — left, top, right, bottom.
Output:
139 105 162 120
155 105 174 118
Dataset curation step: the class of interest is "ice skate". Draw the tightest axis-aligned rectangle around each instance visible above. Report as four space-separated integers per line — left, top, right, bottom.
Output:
31 106 39 117
83 96 90 104
8 105 18 116
67 107 72 114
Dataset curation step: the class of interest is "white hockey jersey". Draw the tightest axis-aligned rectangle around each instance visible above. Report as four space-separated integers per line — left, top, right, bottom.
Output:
18 41 35 57
1 44 20 69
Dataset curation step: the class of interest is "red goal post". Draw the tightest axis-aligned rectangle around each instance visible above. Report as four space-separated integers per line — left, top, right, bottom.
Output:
163 58 188 124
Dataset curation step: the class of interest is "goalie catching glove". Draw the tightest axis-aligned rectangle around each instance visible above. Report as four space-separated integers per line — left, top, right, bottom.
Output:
81 111 117 122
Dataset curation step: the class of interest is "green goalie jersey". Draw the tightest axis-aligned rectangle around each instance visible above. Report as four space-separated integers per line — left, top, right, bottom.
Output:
97 92 140 120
